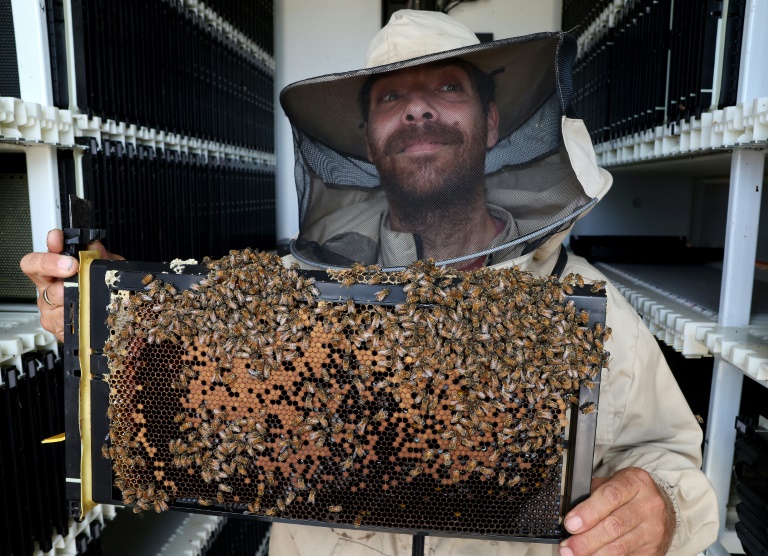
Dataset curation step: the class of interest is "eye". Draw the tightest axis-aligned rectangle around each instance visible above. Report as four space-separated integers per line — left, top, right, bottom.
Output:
440 83 462 92
380 92 401 102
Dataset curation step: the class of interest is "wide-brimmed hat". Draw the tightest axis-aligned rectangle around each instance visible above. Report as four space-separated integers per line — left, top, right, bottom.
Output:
280 9 578 159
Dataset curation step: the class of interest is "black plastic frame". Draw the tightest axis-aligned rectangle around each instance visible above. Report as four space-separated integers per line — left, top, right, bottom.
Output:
67 259 605 541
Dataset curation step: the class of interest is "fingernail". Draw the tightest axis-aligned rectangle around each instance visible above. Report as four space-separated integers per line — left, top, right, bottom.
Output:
559 546 574 556
58 256 74 271
564 515 583 533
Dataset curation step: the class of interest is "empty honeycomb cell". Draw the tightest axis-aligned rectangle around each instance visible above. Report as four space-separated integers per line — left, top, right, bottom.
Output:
100 250 608 537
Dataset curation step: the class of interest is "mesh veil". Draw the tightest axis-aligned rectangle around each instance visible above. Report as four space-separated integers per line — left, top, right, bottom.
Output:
280 32 597 270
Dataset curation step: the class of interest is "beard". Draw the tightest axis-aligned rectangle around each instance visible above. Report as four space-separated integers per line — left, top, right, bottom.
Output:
369 121 488 231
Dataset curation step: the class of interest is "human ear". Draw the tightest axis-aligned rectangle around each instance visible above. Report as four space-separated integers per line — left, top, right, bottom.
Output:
486 102 499 148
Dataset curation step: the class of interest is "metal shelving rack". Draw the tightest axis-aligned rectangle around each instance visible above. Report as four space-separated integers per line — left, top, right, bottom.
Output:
1 0 275 553
703 2 768 549
567 1 768 553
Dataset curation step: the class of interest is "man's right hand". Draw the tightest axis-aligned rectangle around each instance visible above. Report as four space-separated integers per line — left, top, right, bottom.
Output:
20 229 123 342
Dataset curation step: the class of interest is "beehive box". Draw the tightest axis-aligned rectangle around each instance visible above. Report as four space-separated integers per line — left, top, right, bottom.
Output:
74 250 607 543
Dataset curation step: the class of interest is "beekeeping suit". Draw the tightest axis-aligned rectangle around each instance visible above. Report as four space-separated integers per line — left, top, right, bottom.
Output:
273 10 718 555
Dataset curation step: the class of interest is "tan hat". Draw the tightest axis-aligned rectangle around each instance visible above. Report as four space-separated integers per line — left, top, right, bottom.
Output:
280 9 578 158
365 10 480 67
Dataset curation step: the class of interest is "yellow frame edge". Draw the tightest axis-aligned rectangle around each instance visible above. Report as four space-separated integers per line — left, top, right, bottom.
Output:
78 249 101 519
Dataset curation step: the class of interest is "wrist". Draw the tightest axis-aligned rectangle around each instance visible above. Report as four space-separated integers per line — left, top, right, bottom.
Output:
649 471 679 554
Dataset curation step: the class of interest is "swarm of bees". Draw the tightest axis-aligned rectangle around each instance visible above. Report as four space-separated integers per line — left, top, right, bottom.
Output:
102 249 610 537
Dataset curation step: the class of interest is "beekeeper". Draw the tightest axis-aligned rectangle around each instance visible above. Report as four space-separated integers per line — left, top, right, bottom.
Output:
273 9 719 556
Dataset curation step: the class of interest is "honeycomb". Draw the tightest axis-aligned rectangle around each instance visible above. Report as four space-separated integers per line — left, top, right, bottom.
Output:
102 250 609 538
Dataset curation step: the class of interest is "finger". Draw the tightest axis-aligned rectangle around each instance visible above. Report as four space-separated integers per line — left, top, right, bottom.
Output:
20 252 79 286
590 537 636 556
561 503 641 556
563 468 644 535
40 306 65 343
46 229 65 253
37 281 64 308
86 240 125 261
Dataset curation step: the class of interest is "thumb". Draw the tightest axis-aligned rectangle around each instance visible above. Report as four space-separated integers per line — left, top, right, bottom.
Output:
86 240 125 261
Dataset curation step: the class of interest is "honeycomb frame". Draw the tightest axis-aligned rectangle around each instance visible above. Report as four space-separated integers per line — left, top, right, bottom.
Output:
76 256 606 543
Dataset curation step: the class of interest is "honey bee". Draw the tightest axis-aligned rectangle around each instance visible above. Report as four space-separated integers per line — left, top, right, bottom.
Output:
248 499 261 513
354 514 363 528
479 466 494 478
580 402 597 414
308 488 317 504
328 505 343 513
507 475 522 487
375 288 391 302
356 417 369 435
373 409 388 422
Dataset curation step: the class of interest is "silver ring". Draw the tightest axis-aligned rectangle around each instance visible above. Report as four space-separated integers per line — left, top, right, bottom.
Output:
42 286 55 307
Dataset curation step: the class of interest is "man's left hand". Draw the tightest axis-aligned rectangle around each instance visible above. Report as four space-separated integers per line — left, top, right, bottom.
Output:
558 467 676 556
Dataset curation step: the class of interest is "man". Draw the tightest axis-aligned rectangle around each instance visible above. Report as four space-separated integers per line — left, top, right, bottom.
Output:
23 9 717 556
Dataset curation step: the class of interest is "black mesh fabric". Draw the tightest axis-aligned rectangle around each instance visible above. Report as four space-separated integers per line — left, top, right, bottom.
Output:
281 31 596 270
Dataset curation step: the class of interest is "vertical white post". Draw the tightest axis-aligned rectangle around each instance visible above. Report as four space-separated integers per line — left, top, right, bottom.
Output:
10 0 61 250
25 148 62 252
703 0 768 547
10 0 54 106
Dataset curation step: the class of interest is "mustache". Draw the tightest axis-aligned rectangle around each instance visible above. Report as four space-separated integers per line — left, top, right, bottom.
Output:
383 122 464 155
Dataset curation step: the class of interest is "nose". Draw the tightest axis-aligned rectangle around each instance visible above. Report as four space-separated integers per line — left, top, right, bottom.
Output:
403 92 437 124
405 112 433 122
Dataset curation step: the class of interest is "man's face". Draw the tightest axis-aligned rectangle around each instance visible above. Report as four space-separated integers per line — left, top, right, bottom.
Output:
364 63 499 213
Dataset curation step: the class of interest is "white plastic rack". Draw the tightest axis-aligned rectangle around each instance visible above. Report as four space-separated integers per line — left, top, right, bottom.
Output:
597 263 768 388
0 308 59 376
596 263 717 358
33 505 116 556
594 96 768 167
157 515 226 556
0 97 276 166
